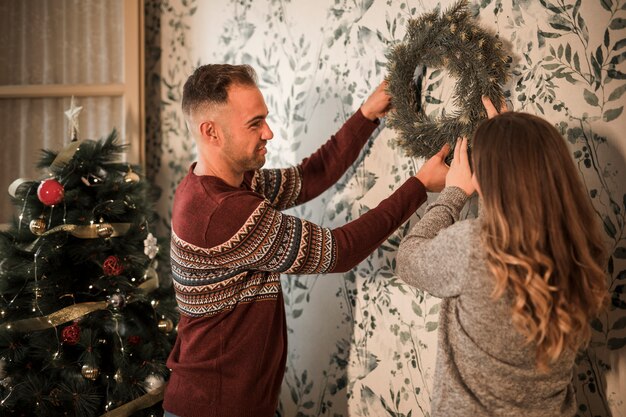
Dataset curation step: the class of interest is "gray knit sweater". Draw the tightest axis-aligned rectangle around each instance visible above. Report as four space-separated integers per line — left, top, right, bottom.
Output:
396 187 576 417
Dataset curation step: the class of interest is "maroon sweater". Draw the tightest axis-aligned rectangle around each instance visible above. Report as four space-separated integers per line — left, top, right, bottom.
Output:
163 110 427 417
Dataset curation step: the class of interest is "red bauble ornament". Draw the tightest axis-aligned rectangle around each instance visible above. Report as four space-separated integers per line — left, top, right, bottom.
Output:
127 335 141 346
37 178 65 206
62 323 81 345
103 255 124 276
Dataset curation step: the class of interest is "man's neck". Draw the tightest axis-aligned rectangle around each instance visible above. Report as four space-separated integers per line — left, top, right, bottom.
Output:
194 159 244 188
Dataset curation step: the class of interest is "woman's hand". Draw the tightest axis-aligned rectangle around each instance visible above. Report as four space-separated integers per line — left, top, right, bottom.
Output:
445 137 475 196
482 95 508 118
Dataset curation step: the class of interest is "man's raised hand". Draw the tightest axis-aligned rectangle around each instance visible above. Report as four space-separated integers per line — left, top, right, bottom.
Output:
361 81 392 121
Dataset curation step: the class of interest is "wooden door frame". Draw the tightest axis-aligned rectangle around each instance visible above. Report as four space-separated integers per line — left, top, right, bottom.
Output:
0 0 145 165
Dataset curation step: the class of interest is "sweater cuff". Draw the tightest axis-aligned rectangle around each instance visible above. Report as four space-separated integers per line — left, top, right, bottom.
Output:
350 108 380 138
406 176 428 207
437 186 470 214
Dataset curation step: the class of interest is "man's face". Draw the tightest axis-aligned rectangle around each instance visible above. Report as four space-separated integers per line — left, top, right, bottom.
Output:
216 84 273 173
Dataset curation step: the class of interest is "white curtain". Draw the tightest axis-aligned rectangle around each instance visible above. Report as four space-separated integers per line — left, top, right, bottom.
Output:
0 0 124 223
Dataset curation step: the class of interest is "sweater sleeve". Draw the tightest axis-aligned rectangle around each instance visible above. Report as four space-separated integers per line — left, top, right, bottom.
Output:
208 177 427 274
396 186 472 297
245 109 379 210
296 109 379 204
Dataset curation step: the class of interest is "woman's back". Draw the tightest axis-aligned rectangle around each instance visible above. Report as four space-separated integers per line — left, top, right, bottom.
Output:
398 197 576 417
419 213 577 416
397 111 607 416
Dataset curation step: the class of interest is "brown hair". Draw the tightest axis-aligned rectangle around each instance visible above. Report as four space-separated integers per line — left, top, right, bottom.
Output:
472 112 608 371
181 64 257 117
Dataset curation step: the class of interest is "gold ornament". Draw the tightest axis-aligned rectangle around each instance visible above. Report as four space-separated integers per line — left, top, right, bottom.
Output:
0 376 12 388
81 364 100 380
157 318 174 333
49 388 62 406
143 266 159 286
108 293 126 309
143 374 165 394
114 369 123 383
124 168 140 183
29 217 47 235
96 222 114 238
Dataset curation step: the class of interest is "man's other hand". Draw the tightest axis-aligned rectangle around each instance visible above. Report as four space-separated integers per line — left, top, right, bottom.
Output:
361 81 392 121
415 143 450 192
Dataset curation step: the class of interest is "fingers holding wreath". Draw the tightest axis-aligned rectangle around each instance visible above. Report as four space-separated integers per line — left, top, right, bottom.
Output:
481 96 508 119
384 2 510 160
446 137 475 196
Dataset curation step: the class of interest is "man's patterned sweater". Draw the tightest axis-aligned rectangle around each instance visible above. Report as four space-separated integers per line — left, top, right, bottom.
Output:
163 110 427 417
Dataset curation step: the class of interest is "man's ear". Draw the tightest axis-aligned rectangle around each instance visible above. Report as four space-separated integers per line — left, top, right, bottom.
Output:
199 121 219 143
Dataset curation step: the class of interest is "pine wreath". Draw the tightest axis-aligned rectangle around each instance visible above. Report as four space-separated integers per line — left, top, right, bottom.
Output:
386 0 509 159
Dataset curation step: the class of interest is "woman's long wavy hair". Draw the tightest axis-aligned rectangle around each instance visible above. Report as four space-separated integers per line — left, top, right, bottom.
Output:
472 112 609 371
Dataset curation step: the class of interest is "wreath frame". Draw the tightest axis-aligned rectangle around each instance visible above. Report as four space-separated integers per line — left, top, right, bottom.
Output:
385 0 509 159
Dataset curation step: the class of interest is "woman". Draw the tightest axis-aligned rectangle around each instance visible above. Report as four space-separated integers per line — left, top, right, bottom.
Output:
396 111 608 417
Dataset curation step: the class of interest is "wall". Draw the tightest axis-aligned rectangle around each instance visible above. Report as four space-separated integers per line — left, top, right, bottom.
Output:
146 0 626 415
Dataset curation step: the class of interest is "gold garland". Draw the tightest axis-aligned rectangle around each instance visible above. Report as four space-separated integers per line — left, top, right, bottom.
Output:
138 267 160 292
2 301 108 332
100 385 166 417
50 139 86 171
42 223 131 239
2 274 160 332
23 222 131 252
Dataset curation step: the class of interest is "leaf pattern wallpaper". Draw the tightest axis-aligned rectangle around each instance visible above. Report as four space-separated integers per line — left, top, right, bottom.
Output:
145 0 626 415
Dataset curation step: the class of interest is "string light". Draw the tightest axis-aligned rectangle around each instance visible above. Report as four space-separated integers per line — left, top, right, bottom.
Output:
16 186 34 237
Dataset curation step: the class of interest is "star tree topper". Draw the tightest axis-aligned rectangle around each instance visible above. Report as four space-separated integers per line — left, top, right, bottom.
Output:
64 96 83 142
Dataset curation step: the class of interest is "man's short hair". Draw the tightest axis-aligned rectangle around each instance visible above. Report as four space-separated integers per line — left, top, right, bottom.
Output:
182 64 258 117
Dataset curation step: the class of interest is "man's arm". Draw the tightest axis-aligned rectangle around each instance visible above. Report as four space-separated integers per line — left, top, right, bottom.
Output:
296 82 392 204
207 177 426 275
205 146 449 274
247 82 391 210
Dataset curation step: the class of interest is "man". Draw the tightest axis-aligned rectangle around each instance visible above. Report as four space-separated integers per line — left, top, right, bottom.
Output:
163 64 449 417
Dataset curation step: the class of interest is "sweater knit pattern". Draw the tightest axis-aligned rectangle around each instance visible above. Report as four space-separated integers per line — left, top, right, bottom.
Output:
250 166 302 210
171 199 336 318
164 110 411 417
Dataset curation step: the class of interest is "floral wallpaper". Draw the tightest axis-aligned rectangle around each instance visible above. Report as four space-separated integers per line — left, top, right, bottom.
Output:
146 0 626 416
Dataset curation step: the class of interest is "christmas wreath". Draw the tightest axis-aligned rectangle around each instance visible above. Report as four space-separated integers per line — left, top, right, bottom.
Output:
386 0 509 159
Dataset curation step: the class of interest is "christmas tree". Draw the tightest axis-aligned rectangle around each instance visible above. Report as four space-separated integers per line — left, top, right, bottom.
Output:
0 100 177 416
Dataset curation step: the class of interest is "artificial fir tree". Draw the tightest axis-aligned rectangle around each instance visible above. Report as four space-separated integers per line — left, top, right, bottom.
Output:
0 103 177 416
